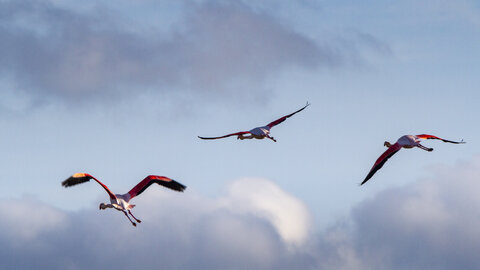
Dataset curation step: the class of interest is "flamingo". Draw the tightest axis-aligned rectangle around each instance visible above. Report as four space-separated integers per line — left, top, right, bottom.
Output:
198 102 310 142
361 134 465 185
62 173 186 226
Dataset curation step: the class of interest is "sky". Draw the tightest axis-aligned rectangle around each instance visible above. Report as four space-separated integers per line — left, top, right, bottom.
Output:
1 0 480 269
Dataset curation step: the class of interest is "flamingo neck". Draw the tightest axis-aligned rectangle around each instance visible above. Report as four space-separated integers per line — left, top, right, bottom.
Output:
99 203 111 210
100 203 121 210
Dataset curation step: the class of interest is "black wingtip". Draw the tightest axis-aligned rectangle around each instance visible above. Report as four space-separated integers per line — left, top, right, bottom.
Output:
61 175 91 188
198 136 214 140
168 179 187 192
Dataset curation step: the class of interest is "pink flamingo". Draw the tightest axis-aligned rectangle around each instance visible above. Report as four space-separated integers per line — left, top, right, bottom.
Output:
198 102 310 142
362 134 465 185
62 173 186 226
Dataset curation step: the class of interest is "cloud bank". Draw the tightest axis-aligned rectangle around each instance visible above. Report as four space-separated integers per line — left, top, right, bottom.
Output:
0 178 311 270
3 157 480 269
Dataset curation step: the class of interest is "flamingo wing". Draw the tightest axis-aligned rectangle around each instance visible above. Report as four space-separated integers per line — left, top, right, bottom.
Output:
266 102 310 129
416 134 465 144
198 131 250 140
127 175 186 200
361 143 402 185
62 173 116 200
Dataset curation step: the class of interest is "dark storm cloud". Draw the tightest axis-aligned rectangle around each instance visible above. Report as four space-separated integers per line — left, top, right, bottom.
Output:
0 0 384 103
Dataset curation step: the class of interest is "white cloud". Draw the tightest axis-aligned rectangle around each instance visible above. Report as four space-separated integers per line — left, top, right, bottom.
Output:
5 157 479 269
0 178 313 269
0 198 67 241
222 177 311 246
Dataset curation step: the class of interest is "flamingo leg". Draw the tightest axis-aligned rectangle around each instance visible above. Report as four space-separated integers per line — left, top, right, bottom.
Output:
266 135 277 142
122 210 137 227
128 210 142 223
417 144 433 152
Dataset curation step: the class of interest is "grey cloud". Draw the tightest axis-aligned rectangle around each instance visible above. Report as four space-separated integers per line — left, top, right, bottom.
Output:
0 0 384 104
314 157 480 270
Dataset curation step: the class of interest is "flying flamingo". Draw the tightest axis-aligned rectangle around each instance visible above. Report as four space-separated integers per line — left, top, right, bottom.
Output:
62 173 186 226
198 102 310 142
361 134 465 185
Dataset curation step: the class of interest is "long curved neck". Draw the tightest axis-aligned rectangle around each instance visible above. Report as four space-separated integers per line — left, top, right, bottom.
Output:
100 203 115 210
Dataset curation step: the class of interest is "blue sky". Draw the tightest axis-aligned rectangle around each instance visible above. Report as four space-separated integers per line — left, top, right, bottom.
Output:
1 0 480 269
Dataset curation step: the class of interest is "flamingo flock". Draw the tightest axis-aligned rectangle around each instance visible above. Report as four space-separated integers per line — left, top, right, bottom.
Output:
60 102 467 226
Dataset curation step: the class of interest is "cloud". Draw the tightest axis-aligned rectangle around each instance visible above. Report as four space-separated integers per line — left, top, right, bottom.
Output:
315 156 480 270
221 177 311 246
2 158 480 269
0 0 387 104
0 198 66 242
0 178 312 269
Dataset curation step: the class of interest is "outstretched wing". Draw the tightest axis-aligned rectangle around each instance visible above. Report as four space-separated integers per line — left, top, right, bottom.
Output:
416 134 465 144
198 131 250 140
266 102 310 129
128 175 186 200
361 143 402 185
62 173 116 200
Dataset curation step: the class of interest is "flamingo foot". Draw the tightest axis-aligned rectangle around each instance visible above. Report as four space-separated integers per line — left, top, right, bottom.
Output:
128 210 141 223
132 222 137 227
428 148 434 152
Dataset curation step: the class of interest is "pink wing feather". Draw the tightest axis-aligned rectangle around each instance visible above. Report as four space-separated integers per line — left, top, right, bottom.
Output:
62 173 117 200
266 102 310 129
415 134 465 144
127 175 186 200
361 143 402 185
198 131 250 140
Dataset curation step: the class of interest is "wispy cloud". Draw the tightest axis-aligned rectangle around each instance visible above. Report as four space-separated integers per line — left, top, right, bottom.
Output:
0 0 388 105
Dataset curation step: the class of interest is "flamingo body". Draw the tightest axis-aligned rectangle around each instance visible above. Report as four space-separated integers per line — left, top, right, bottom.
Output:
198 102 309 142
62 173 186 226
248 126 271 139
397 135 417 147
361 134 465 185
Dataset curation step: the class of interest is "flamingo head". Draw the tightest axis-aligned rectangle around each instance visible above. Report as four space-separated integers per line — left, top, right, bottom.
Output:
99 203 107 210
384 141 392 148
